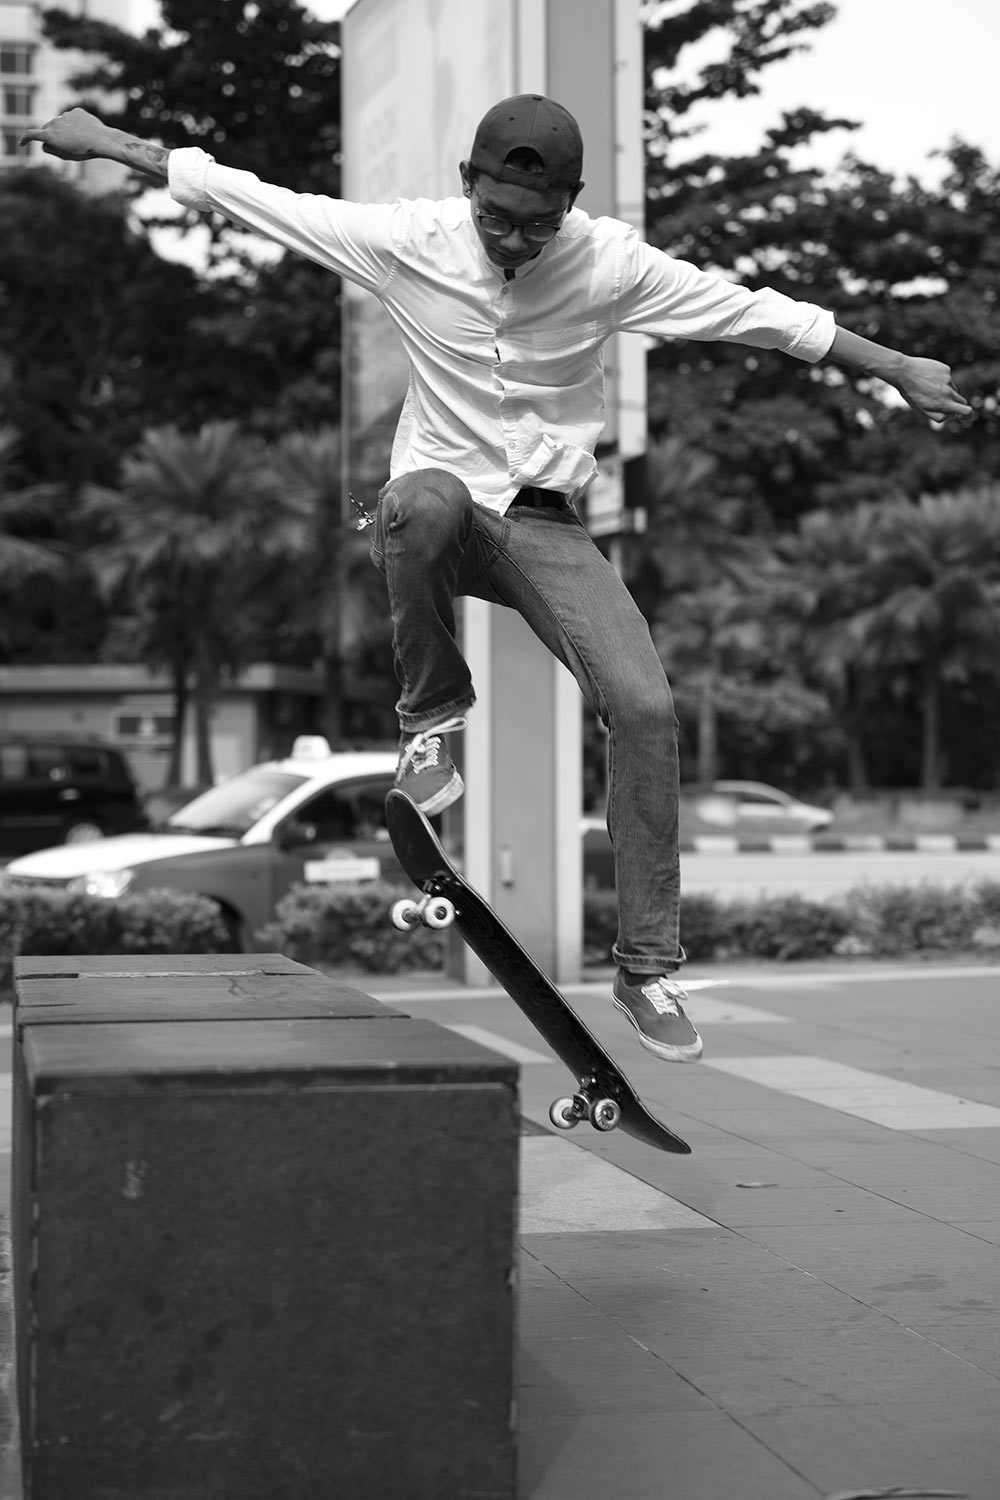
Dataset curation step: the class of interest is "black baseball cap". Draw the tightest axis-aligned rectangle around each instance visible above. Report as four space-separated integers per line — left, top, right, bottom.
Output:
469 94 584 191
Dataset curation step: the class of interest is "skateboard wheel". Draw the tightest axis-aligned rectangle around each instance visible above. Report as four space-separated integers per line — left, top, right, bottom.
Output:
549 1097 580 1130
390 898 422 931
423 897 455 929
590 1098 622 1133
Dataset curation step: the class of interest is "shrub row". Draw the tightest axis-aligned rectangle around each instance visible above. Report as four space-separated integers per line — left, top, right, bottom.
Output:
5 877 1000 1003
583 878 1000 965
256 881 444 974
0 887 229 1001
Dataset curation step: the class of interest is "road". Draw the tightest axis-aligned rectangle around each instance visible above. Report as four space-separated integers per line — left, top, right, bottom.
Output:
679 846 1000 900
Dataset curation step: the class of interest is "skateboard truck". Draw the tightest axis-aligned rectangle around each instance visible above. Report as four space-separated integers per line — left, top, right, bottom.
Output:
390 891 456 931
549 1081 622 1133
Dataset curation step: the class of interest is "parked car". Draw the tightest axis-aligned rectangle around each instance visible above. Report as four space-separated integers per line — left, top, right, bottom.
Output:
581 780 834 887
0 734 149 854
690 781 834 835
2 739 404 947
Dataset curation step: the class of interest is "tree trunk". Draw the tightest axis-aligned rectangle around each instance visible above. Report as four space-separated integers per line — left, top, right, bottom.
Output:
843 669 869 791
166 665 188 786
920 665 941 790
320 650 344 746
193 664 217 786
695 661 718 783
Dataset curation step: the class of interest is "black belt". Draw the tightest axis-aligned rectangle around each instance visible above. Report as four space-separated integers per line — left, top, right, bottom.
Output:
511 486 567 510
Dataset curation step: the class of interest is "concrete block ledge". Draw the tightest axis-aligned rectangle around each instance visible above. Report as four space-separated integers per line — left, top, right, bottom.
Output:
11 954 519 1500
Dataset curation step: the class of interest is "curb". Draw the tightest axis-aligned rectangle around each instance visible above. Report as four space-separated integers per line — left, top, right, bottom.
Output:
679 833 1000 853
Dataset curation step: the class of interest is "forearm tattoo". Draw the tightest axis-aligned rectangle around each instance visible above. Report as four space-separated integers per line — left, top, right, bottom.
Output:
122 139 170 181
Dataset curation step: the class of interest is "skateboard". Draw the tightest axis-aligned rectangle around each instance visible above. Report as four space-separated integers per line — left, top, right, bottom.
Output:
385 788 691 1155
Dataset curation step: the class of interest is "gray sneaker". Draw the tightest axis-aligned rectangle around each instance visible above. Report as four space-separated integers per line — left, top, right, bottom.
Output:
395 717 466 816
612 971 703 1062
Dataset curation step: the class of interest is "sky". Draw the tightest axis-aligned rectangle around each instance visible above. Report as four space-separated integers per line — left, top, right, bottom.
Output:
674 0 997 183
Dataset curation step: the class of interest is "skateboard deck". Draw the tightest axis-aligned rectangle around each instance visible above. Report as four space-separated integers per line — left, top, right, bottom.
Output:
385 789 690 1155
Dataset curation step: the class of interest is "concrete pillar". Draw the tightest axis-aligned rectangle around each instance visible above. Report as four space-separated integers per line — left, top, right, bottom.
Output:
448 600 583 986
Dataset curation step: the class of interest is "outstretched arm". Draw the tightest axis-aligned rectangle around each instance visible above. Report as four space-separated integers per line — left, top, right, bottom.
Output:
826 326 973 426
20 107 170 184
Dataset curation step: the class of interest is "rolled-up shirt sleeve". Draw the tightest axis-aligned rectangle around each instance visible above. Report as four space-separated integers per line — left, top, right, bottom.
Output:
167 147 397 292
614 232 836 363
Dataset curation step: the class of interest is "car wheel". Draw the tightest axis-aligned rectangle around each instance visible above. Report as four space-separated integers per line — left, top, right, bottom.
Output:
63 819 104 844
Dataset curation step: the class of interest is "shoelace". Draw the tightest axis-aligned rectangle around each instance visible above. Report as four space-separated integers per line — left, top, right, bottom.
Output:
399 716 467 776
640 978 687 1017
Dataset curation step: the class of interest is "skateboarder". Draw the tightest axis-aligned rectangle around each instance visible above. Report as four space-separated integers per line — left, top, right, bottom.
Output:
23 100 972 1065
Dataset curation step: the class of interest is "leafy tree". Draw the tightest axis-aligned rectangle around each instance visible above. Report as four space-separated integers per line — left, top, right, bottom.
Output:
0 166 217 488
0 427 70 658
40 0 341 199
35 0 345 431
627 436 773 779
267 428 393 741
640 4 1000 528
770 503 887 788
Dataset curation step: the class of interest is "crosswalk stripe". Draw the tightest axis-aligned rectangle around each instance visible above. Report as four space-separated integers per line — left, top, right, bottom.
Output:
705 1054 1000 1130
446 1023 550 1064
520 1135 714 1234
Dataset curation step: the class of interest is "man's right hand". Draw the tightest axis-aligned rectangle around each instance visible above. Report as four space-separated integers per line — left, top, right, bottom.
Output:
20 107 111 161
21 108 172 183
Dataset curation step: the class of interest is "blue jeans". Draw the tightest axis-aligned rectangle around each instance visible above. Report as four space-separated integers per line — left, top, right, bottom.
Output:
371 467 682 973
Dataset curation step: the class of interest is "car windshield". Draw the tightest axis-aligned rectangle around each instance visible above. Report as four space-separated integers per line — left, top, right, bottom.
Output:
166 769 309 837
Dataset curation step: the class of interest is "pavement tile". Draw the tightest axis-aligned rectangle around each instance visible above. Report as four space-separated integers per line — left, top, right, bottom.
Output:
904 1316 1000 1376
741 1395 1000 1499
675 1180 922 1228
518 1409 820 1500
519 1332 712 1416
520 1228 792 1281
736 1217 1000 1275
954 1219 1000 1246
565 1272 878 1338
925 1130 1000 1165
639 1319 1000 1414
798 1141 994 1189
862 1183 1000 1220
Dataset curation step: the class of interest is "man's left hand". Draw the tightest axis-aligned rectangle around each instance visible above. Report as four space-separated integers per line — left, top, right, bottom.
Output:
896 356 974 426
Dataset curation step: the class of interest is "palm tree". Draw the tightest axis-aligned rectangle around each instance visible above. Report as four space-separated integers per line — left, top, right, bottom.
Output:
636 436 772 780
848 489 1000 789
0 426 67 654
269 428 390 742
770 503 887 790
87 421 313 785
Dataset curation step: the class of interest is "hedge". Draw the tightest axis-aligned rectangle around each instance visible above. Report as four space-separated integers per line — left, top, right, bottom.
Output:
256 881 445 973
266 877 1000 972
6 878 1000 1004
0 887 229 1001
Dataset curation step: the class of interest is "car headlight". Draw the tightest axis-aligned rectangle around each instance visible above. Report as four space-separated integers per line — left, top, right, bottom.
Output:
68 869 136 898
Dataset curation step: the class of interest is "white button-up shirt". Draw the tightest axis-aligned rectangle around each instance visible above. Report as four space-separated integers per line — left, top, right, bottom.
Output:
169 149 836 514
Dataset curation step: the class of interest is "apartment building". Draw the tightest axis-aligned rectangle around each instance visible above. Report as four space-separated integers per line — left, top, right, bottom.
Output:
1 0 132 189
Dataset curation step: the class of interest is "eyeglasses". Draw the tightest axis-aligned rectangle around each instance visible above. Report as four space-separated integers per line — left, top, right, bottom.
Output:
475 211 563 244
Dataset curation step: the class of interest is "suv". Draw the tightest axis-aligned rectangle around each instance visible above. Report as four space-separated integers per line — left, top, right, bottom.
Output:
0 735 149 854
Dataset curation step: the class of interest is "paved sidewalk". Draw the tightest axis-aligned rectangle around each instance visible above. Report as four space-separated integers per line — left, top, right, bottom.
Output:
3 962 1000 1498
